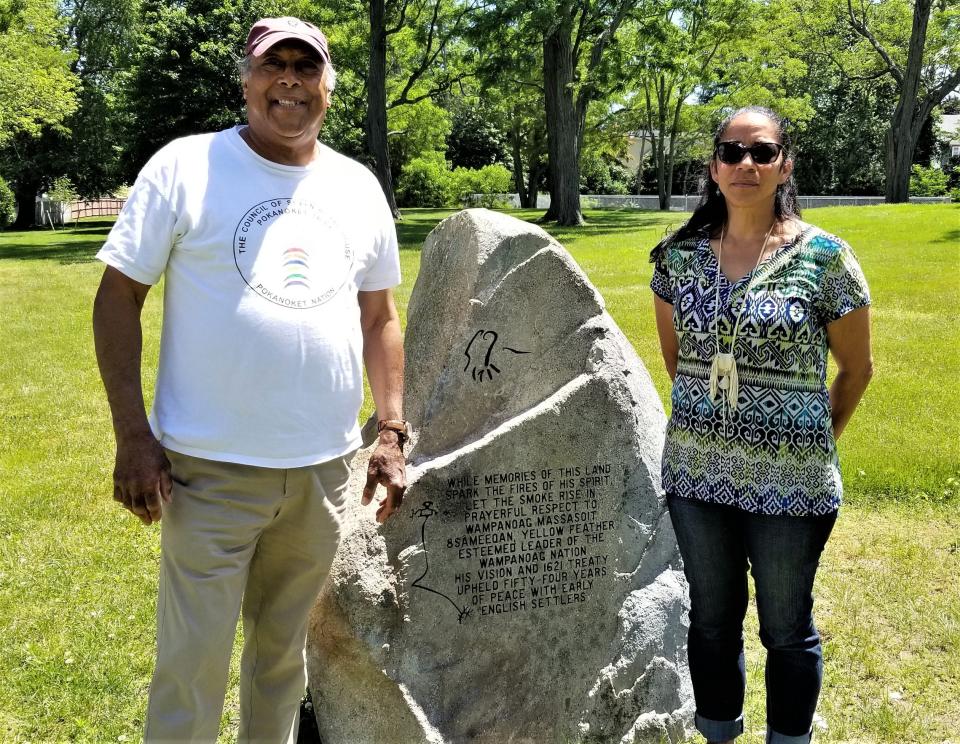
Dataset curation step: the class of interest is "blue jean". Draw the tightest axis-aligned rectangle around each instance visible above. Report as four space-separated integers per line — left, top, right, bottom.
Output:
666 494 836 743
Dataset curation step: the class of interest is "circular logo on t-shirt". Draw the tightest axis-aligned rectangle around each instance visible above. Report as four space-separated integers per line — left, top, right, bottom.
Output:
233 198 353 309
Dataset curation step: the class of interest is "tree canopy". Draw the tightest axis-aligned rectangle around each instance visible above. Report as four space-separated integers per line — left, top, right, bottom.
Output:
1 0 957 227
0 0 77 146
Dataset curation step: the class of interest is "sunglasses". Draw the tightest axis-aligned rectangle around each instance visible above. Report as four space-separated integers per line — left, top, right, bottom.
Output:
715 141 784 165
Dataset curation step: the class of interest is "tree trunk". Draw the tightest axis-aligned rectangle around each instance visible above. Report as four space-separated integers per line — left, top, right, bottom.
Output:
654 86 667 210
526 160 543 209
885 121 914 203
857 0 958 203
510 113 528 206
655 135 669 210
541 14 583 226
12 177 39 230
366 0 400 218
661 95 683 210
884 0 930 203
656 151 668 210
646 81 670 211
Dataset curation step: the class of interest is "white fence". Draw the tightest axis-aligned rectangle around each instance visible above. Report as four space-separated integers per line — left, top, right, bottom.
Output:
35 197 127 227
476 194 951 211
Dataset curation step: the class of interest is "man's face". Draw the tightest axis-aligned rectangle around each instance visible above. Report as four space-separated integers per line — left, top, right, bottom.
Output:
243 42 329 152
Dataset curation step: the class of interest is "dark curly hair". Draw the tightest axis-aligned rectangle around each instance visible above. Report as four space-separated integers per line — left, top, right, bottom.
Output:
650 106 801 260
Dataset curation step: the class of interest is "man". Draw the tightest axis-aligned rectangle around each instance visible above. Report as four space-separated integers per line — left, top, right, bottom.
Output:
92 17 406 742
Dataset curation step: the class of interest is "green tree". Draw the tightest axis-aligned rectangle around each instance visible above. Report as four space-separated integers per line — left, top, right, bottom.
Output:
363 0 479 216
909 163 949 195
791 76 893 195
470 23 547 207
473 0 645 225
0 0 138 227
0 0 77 147
61 0 142 197
446 99 509 170
622 0 739 210
844 0 960 202
727 0 891 196
579 93 634 194
628 0 817 208
309 2 368 161
506 95 548 208
388 98 452 179
0 0 78 226
121 0 288 182
540 0 641 225
0 173 15 227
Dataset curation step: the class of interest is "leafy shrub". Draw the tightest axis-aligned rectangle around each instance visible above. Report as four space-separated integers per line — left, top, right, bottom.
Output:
397 159 513 208
389 101 452 177
950 188 960 203
450 164 512 208
447 101 509 169
909 165 949 197
47 176 78 203
0 176 15 228
396 154 452 208
580 152 632 195
946 155 960 190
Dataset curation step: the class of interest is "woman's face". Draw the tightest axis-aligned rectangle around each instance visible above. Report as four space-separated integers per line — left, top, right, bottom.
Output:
709 112 793 211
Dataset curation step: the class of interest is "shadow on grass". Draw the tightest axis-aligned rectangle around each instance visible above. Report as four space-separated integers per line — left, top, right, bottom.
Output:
59 219 118 234
932 228 960 245
0 219 114 263
0 237 104 264
395 215 442 251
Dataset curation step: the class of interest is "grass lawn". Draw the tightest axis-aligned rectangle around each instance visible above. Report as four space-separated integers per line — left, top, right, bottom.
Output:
0 204 957 742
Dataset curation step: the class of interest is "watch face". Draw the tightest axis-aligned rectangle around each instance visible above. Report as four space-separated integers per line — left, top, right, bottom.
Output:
233 197 354 309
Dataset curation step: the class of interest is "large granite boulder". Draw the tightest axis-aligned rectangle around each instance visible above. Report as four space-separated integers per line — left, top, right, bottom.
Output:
306 209 693 743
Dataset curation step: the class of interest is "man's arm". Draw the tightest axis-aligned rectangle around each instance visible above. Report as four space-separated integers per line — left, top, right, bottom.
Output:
358 288 406 523
92 265 172 525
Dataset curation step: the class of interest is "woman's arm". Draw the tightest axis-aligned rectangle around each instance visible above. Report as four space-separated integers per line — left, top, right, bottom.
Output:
653 295 679 382
826 305 873 439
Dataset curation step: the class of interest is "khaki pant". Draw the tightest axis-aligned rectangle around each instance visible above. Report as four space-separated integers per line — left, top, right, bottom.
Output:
144 449 351 743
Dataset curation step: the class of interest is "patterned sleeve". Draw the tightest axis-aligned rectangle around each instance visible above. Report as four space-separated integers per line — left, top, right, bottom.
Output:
650 246 674 303
814 240 870 324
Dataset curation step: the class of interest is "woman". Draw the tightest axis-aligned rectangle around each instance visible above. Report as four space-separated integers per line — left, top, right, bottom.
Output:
650 106 873 744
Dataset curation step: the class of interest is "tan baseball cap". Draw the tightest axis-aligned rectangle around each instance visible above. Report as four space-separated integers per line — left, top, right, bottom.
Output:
245 17 331 63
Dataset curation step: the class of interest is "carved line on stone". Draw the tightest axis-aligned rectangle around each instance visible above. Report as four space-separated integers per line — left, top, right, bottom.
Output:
410 501 472 624
615 507 671 583
463 329 532 383
414 312 607 457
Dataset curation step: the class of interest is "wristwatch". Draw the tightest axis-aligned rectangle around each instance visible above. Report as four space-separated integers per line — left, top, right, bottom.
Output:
377 419 409 446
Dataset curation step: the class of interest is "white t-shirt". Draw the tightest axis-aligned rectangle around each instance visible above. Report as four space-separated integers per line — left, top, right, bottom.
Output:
97 126 401 467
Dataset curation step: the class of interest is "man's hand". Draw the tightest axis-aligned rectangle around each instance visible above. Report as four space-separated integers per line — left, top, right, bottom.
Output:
362 432 406 523
113 431 173 526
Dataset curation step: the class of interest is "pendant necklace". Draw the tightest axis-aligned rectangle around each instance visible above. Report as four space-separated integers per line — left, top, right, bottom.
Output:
709 221 775 412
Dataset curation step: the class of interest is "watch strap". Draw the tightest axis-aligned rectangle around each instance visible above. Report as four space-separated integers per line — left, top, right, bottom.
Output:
377 419 408 444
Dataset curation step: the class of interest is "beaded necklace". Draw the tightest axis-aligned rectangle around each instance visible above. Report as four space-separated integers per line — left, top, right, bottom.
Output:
709 222 775 411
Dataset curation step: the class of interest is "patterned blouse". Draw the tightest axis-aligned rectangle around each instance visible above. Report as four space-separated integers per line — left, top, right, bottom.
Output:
650 225 870 516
